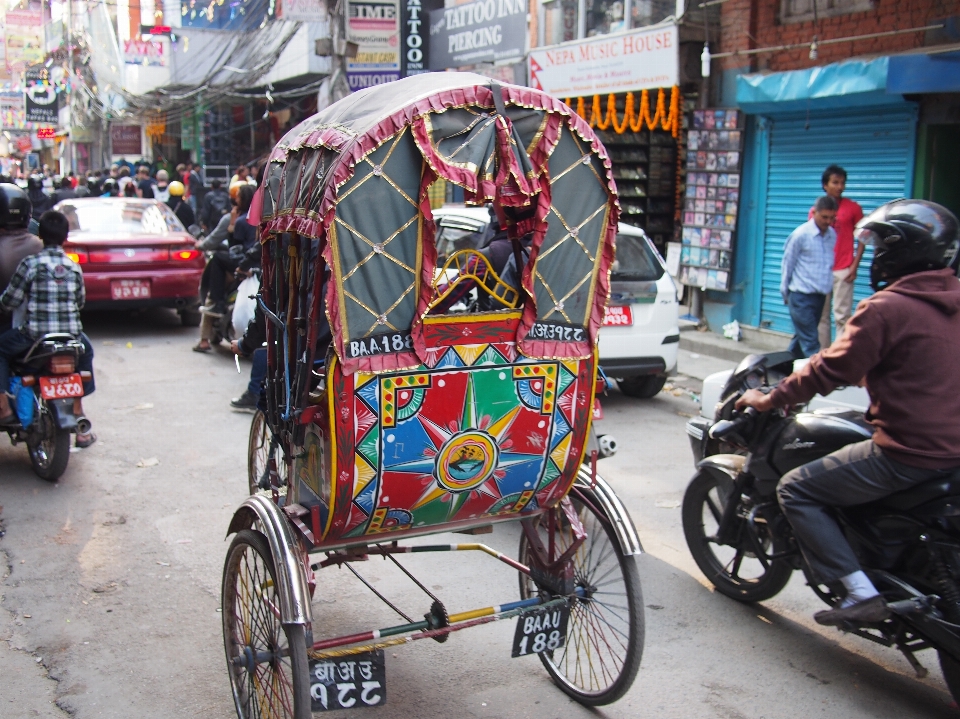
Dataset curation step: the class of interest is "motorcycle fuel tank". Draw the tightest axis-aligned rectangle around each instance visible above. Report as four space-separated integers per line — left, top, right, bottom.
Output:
771 409 873 476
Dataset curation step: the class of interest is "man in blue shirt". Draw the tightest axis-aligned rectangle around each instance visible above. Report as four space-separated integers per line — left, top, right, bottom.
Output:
781 195 838 358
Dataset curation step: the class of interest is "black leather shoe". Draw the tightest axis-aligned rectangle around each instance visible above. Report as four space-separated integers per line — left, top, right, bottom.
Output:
814 595 890 626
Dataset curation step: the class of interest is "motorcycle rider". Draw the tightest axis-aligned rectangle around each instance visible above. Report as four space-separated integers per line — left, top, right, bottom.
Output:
737 200 960 626
166 181 196 230
0 184 44 333
0 210 95 445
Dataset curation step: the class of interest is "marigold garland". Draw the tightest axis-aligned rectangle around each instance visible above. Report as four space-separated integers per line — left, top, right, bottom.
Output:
566 87 680 138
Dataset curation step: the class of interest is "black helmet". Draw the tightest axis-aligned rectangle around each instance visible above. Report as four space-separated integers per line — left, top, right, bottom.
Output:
856 199 960 292
101 178 119 196
0 183 33 229
27 174 43 191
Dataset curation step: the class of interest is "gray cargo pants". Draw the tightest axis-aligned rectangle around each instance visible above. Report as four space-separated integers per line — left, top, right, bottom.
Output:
778 439 956 583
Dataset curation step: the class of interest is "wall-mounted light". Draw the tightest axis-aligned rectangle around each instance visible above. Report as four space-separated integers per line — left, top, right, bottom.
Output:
809 37 819 60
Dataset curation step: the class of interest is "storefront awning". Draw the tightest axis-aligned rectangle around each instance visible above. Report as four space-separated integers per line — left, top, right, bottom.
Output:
736 57 900 114
887 50 960 94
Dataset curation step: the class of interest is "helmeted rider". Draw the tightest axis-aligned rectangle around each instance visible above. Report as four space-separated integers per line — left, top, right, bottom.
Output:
737 199 960 626
0 184 43 333
166 180 196 230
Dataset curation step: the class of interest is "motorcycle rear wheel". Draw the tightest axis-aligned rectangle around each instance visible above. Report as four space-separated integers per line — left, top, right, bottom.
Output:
682 470 792 603
27 403 70 482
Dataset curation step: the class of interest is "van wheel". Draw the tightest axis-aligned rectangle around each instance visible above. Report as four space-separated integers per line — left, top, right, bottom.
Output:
618 374 666 399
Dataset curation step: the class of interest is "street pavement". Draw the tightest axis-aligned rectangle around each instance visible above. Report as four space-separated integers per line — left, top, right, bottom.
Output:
0 309 957 718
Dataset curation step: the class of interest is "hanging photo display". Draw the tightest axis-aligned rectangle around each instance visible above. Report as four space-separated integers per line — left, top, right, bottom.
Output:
678 108 742 291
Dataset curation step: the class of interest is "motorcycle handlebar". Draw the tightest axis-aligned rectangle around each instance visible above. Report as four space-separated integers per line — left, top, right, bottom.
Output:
708 406 759 440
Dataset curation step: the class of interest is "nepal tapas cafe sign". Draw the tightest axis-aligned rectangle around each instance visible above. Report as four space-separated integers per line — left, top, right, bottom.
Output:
529 21 678 97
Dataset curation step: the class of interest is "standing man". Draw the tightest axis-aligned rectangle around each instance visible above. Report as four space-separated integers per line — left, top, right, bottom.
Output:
781 195 838 358
814 165 865 348
187 163 204 213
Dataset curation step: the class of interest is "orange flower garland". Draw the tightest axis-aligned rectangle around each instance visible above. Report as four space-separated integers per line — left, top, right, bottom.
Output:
567 87 680 138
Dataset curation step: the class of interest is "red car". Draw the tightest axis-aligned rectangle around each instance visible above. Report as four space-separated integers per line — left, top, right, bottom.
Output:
56 198 205 325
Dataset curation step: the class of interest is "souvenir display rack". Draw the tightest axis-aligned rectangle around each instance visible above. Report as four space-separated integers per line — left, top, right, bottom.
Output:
678 109 743 291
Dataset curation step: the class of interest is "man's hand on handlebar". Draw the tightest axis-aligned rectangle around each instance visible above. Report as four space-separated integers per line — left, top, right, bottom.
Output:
736 388 775 413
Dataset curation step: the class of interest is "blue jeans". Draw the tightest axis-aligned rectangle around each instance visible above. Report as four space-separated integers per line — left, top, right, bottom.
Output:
787 291 826 358
249 347 267 396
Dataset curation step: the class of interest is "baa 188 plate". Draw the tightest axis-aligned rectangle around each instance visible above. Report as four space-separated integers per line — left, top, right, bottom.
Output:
511 603 570 658
602 305 633 326
310 650 386 711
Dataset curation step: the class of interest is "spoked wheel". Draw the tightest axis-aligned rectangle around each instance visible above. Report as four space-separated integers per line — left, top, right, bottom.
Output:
27 401 70 482
519 494 644 705
681 470 792 602
247 411 287 496
222 529 310 719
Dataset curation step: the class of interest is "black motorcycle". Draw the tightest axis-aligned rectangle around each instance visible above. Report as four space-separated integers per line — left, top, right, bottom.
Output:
681 353 960 702
4 333 91 481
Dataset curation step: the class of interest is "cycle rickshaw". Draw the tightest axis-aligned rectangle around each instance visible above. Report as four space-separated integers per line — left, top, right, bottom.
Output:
224 72 645 718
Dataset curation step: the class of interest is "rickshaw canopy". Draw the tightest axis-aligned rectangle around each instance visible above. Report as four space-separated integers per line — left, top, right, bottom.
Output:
255 72 620 375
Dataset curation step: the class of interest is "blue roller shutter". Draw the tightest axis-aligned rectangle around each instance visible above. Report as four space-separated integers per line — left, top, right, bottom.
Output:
759 105 917 334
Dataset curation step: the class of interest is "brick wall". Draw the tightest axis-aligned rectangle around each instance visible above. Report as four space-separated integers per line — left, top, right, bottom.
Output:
719 0 960 73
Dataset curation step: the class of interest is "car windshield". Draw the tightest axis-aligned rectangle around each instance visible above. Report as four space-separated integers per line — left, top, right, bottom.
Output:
435 217 489 261
59 201 184 236
611 233 664 281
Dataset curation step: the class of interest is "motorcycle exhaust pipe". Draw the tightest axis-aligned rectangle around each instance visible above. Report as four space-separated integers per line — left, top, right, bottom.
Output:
76 416 92 435
597 434 618 458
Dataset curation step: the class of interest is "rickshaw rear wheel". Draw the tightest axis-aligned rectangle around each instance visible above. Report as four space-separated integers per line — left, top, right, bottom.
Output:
247 411 287 496
518 494 644 705
222 529 310 719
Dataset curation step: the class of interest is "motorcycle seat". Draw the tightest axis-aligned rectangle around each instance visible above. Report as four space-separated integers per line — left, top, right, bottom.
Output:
880 472 960 511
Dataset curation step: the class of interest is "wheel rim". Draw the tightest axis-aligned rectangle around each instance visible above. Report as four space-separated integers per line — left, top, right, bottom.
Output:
223 538 297 718
29 409 56 471
248 412 288 497
521 500 634 697
693 477 774 587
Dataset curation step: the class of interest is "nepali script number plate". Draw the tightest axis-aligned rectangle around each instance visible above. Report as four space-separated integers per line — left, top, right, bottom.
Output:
111 279 151 300
511 604 570 658
602 305 633 327
310 650 386 711
39 374 84 399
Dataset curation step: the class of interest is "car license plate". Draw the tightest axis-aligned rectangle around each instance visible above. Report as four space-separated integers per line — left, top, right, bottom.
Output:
310 650 386 711
39 374 84 400
111 279 151 300
593 398 604 420
511 603 570 658
603 305 633 326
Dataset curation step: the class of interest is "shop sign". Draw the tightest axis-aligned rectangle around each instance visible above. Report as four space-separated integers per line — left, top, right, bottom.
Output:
111 124 142 156
0 92 26 129
528 21 678 97
123 38 166 67
278 0 326 21
24 67 60 125
16 134 33 153
4 6 44 74
346 0 401 91
400 0 443 77
428 0 527 70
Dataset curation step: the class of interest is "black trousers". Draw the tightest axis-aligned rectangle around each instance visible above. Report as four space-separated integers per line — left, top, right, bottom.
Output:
778 439 956 583
208 251 240 305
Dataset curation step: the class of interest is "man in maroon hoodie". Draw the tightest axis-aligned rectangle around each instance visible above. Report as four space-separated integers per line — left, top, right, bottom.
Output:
737 200 960 626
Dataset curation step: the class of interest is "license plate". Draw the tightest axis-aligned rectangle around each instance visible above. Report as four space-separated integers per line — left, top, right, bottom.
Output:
310 650 386 711
603 305 633 327
592 398 604 420
511 603 570 658
111 279 151 300
39 374 84 400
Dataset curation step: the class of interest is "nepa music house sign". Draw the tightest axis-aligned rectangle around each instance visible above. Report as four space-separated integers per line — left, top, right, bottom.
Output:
428 0 527 70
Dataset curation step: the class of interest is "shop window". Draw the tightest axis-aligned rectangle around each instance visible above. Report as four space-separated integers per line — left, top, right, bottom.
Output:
629 0 675 30
780 0 874 24
543 0 579 44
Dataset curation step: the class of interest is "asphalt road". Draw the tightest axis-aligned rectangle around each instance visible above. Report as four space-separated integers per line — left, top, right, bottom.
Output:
0 309 957 718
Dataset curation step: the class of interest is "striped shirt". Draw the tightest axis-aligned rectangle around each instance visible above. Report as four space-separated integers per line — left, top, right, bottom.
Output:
780 219 836 300
0 246 85 338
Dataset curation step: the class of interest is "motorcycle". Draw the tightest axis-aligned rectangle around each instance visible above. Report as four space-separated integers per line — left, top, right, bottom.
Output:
4 333 91 481
681 353 960 703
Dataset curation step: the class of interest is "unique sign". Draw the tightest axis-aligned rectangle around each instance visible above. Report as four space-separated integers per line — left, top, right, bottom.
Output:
24 67 59 125
511 604 570 658
528 21 678 97
111 125 143 156
427 0 527 70
347 0 401 91
279 0 327 22
310 651 386 711
400 0 443 76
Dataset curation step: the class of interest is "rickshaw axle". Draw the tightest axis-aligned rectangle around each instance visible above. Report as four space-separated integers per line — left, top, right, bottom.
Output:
308 593 579 660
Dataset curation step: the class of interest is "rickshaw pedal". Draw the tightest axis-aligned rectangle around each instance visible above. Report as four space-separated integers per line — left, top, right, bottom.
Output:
454 525 493 535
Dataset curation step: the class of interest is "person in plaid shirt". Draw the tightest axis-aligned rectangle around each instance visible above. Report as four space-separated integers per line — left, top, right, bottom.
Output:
0 211 94 442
